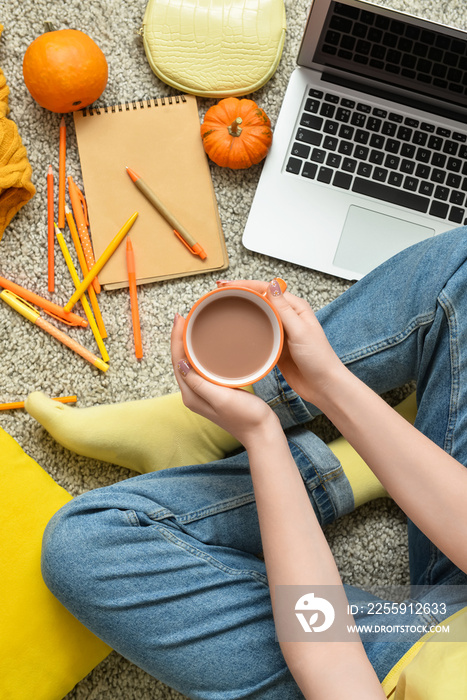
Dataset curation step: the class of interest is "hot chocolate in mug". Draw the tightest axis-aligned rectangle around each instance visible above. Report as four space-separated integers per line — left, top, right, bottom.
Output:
183 279 287 387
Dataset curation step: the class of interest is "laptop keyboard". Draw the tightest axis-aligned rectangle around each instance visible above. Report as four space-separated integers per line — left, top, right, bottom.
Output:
286 89 467 225
319 2 467 98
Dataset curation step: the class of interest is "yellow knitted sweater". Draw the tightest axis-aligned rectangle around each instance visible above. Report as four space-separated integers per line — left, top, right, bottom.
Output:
0 24 35 238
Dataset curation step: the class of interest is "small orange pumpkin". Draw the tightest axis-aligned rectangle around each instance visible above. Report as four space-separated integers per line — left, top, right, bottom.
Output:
23 28 108 113
201 97 272 169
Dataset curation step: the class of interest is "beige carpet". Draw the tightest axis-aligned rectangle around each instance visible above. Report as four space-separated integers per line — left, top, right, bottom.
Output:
1 0 462 697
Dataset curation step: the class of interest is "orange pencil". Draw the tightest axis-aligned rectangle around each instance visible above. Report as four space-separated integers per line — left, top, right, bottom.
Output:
47 165 54 292
0 396 77 411
0 274 87 327
68 175 101 294
55 223 109 363
65 205 107 338
58 117 66 228
126 238 143 359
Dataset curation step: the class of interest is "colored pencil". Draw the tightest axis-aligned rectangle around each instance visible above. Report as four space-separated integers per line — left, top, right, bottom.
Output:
65 205 107 338
47 165 54 291
64 212 138 312
126 238 143 358
0 396 77 411
55 224 109 362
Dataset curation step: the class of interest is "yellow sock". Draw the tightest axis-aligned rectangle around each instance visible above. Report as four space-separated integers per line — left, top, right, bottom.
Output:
328 392 417 508
25 387 417 496
25 391 244 474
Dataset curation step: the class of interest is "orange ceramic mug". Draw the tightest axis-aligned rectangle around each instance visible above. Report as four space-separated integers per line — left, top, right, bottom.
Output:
183 279 287 387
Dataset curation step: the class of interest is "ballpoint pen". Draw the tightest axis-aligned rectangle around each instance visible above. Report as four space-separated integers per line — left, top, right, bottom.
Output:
55 224 109 362
58 117 66 228
125 167 207 260
64 211 138 313
0 290 109 372
47 164 54 292
126 238 143 359
68 175 101 293
0 274 87 327
0 396 77 411
65 204 107 338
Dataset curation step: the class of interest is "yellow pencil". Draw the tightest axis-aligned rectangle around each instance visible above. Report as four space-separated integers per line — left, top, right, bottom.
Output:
55 224 109 363
0 396 77 411
65 205 107 338
64 212 138 313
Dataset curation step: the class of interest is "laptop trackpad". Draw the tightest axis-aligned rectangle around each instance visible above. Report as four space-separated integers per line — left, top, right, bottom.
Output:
333 205 435 277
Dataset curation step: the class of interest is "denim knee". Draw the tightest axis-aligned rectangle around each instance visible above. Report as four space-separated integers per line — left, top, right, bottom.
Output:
41 499 90 603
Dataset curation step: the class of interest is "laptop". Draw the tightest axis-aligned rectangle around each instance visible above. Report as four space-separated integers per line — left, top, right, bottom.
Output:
242 0 467 280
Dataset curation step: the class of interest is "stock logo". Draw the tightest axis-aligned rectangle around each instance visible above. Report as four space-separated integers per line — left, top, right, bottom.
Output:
295 592 335 633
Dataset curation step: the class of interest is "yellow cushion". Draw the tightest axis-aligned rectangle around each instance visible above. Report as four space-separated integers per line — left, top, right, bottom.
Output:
382 607 467 699
0 427 111 700
142 0 286 97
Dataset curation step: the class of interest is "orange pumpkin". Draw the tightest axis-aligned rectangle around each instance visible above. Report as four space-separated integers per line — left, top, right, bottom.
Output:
201 97 272 169
23 28 108 113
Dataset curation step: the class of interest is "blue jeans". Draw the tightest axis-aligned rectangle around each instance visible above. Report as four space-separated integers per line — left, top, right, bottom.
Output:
42 227 467 699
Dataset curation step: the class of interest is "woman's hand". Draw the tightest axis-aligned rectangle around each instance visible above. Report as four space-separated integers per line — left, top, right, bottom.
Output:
217 280 345 406
171 312 280 449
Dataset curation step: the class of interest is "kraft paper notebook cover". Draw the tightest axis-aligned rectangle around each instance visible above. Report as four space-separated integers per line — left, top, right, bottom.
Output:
73 94 228 290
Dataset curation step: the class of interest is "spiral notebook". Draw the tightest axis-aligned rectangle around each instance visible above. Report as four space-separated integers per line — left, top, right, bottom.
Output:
73 94 228 290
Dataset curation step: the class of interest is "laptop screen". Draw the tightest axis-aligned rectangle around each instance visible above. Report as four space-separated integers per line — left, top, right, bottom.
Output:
299 0 467 111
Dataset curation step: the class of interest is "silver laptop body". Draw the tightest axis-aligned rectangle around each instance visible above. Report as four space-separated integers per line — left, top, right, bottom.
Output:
243 0 467 280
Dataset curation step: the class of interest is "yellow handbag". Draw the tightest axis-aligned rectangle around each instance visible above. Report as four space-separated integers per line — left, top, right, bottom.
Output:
141 0 286 98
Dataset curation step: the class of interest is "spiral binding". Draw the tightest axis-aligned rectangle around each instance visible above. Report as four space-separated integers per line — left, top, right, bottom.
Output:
82 94 187 117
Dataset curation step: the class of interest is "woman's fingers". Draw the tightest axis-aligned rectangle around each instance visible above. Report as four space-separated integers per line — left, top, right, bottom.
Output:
218 279 317 343
171 313 229 409
178 357 240 413
266 282 317 342
170 315 198 396
170 313 187 371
